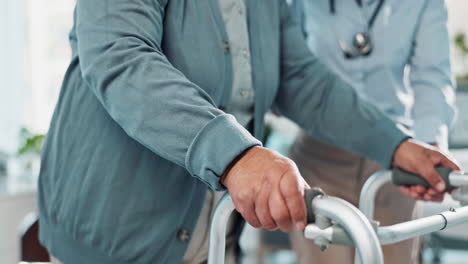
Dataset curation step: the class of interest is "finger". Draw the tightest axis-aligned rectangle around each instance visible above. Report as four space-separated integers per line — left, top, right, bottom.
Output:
269 187 293 232
423 193 433 201
430 193 445 202
411 191 424 200
255 185 277 230
400 186 411 195
418 158 445 192
233 193 261 228
410 185 427 195
242 206 261 228
401 186 421 199
419 187 433 201
424 191 444 202
421 188 437 201
427 150 461 174
427 188 439 196
436 153 461 171
280 173 307 230
426 188 445 202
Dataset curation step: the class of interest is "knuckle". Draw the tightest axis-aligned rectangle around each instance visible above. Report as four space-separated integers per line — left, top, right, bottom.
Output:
273 211 289 224
243 214 260 227
236 189 251 203
427 175 440 185
264 223 277 230
416 186 427 193
423 148 434 156
249 220 261 228
421 168 437 180
282 184 300 198
236 205 246 215
276 158 296 171
280 225 292 233
284 158 297 169
294 210 306 219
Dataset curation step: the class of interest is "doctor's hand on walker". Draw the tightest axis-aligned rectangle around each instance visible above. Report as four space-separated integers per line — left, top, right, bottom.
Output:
221 139 460 232
393 139 460 202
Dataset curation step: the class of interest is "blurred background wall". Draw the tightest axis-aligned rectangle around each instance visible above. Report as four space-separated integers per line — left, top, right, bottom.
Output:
448 0 468 77
0 0 74 154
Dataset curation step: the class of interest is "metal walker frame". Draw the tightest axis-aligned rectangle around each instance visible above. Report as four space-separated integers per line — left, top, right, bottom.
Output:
208 169 468 264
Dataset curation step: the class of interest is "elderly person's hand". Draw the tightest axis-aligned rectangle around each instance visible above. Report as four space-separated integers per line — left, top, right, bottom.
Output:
223 139 460 232
222 146 310 232
393 139 461 202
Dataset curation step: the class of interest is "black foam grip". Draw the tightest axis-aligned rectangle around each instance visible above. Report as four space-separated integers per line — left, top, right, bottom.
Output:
392 167 454 191
304 188 325 224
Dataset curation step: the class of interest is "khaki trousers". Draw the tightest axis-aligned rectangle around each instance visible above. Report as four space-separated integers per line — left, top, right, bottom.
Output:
51 190 236 264
182 190 237 264
288 132 420 264
51 256 61 264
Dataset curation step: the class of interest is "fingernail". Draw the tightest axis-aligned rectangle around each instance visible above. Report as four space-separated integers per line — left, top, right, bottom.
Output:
436 182 446 192
295 221 305 230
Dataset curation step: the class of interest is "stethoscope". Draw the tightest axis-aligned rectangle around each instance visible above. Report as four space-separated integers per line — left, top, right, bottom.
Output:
329 0 385 59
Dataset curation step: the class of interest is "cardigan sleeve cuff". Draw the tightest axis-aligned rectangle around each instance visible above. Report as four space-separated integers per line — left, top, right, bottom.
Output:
185 114 261 191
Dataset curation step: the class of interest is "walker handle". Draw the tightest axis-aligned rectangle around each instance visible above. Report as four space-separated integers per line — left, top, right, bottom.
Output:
392 167 455 191
304 188 326 223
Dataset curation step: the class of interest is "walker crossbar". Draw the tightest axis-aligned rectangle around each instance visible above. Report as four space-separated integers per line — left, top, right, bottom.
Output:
304 169 468 257
304 205 468 246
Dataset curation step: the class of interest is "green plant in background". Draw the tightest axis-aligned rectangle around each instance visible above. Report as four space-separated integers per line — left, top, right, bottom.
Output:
455 33 468 54
454 32 468 81
18 128 46 157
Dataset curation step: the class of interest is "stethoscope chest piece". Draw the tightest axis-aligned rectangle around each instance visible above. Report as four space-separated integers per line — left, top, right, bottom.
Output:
330 0 384 59
352 32 372 56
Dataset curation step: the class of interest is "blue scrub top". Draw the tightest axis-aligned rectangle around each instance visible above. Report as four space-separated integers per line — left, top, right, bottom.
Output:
298 0 456 147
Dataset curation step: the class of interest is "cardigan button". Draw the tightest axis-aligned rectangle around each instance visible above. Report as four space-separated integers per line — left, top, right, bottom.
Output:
177 228 190 243
223 41 230 54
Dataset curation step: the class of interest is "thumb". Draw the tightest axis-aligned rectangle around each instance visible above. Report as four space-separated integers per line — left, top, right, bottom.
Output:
419 161 446 192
